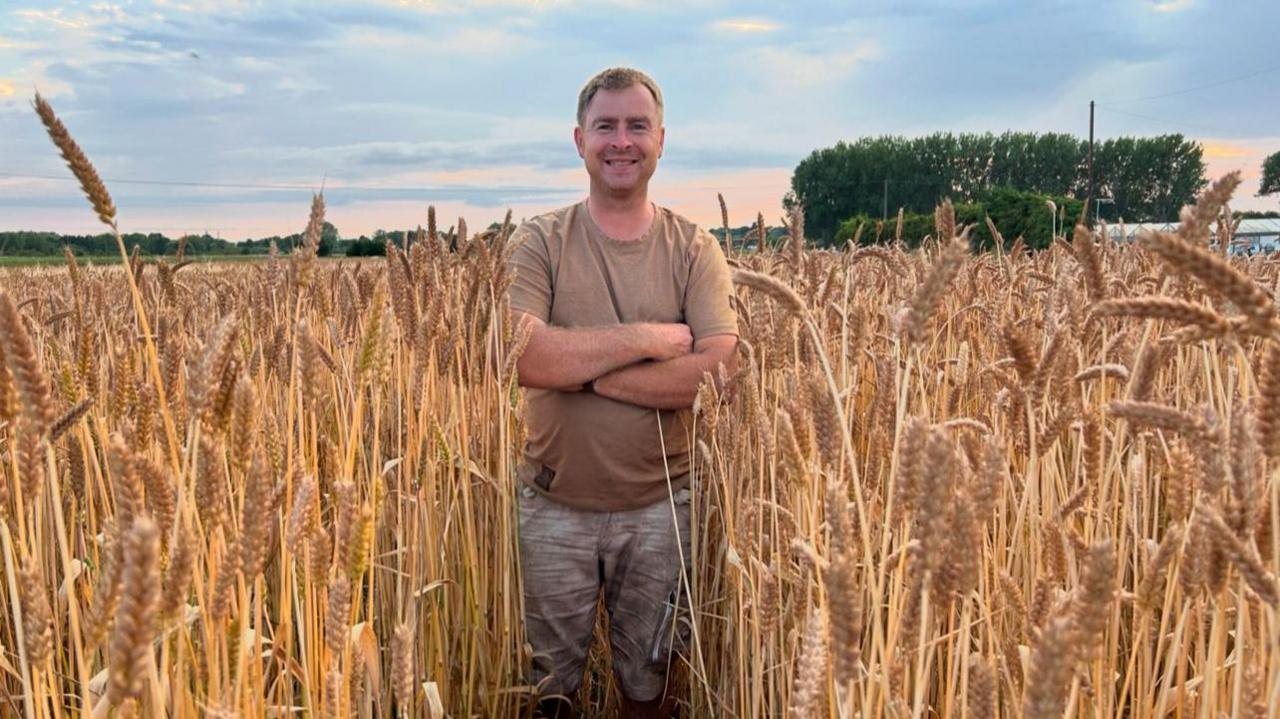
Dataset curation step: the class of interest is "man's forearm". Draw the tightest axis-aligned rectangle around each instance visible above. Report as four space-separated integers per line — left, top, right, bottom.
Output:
594 350 735 410
517 323 657 389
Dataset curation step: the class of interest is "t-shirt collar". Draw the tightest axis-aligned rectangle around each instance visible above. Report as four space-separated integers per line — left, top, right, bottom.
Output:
581 198 660 247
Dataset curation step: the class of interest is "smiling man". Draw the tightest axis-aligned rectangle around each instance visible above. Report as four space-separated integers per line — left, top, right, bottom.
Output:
507 67 739 718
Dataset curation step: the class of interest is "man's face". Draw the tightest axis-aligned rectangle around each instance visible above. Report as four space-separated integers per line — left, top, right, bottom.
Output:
574 84 665 199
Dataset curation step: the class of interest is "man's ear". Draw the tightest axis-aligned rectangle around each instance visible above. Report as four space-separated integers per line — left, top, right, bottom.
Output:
573 125 585 159
657 126 665 158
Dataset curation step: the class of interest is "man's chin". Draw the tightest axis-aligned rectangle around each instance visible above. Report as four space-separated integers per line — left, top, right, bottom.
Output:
594 179 644 197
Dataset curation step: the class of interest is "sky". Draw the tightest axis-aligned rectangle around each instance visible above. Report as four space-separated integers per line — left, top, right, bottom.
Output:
1 0 1278 241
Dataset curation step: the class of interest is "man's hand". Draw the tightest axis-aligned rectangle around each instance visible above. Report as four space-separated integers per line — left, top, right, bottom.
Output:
645 323 694 361
592 334 738 410
557 324 690 395
512 314 696 391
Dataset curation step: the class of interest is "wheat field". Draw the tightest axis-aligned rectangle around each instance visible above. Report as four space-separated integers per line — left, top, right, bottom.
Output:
1 97 1277 718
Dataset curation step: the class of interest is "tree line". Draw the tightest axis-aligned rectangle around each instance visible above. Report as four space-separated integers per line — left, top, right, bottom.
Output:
789 131 1209 245
0 221 340 258
0 222 502 259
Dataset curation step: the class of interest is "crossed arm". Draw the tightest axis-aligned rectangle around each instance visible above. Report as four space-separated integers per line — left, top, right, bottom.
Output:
513 312 738 411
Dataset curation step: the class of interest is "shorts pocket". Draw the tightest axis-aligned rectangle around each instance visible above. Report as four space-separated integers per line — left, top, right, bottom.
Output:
518 459 556 491
648 581 692 664
517 482 546 526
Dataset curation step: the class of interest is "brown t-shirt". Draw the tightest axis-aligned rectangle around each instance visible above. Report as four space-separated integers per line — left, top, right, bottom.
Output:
507 200 739 512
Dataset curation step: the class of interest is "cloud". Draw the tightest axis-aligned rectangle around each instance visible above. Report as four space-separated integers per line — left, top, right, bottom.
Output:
0 179 578 210
153 0 256 13
0 36 39 49
223 139 578 172
711 18 780 33
185 74 246 99
337 24 535 55
5 0 1280 236
229 56 279 72
651 167 792 227
663 144 797 170
274 74 324 96
0 60 75 103
12 8 92 30
1202 141 1246 159
375 0 651 14
750 42 880 90
221 134 795 176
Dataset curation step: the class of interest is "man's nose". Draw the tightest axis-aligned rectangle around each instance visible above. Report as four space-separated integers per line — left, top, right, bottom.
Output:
610 128 633 149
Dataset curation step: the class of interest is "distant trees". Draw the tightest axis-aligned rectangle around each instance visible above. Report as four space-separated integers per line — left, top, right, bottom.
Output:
1092 135 1206 223
0 224 344 259
346 237 387 256
0 231 72 256
790 131 1206 244
1261 151 1280 198
0 230 243 257
318 221 338 257
709 224 790 252
836 187 1086 251
0 224 474 259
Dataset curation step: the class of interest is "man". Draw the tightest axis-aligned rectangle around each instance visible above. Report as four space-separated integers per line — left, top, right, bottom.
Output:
506 67 739 718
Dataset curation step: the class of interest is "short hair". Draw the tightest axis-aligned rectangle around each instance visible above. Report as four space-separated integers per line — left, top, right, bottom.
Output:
576 67 664 128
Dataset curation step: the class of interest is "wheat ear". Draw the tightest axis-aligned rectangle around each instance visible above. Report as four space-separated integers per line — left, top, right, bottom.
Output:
18 559 53 667
107 516 159 707
1089 297 1231 335
788 606 828 716
392 622 416 710
903 231 969 344
0 293 56 435
32 93 117 228
1138 228 1274 327
732 269 806 315
1196 503 1278 606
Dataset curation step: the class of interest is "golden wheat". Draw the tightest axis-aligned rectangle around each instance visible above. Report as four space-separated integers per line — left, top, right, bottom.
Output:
2 101 1277 717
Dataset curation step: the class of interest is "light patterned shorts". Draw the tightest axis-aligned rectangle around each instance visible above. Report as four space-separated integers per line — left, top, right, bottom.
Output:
517 476 692 702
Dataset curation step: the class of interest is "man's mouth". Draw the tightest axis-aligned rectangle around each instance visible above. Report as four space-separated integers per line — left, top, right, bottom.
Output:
605 159 638 167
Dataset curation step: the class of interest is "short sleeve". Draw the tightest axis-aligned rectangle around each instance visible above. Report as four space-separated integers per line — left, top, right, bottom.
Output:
507 222 553 322
684 229 739 340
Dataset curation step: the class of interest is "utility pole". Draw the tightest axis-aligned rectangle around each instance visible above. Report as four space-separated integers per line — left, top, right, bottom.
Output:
1087 100 1095 228
882 178 888 222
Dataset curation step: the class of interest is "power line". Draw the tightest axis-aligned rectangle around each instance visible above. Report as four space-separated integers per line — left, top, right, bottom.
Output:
1102 61 1280 105
1094 105 1237 135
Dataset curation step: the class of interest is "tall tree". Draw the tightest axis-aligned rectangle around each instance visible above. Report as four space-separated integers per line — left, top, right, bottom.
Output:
1261 151 1280 197
1091 135 1205 221
792 131 1206 243
319 221 339 257
989 132 1083 196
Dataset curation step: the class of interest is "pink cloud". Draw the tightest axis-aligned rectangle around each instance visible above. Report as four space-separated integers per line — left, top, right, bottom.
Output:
651 168 792 229
1199 137 1280 210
